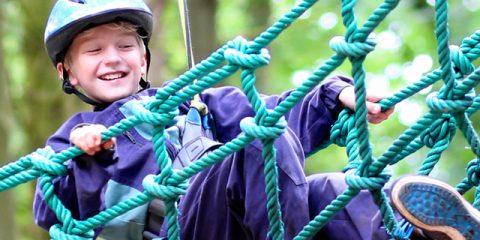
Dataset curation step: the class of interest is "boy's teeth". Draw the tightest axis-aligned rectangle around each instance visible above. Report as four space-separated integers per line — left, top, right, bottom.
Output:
102 73 122 80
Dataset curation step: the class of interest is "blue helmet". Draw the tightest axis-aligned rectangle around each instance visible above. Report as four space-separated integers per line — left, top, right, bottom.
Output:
45 0 153 65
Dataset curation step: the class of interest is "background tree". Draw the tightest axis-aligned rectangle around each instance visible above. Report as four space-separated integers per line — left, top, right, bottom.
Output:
3 0 85 239
0 2 16 239
15 0 86 149
189 0 217 63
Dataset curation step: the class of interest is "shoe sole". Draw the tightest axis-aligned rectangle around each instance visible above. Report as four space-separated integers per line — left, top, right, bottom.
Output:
391 175 480 240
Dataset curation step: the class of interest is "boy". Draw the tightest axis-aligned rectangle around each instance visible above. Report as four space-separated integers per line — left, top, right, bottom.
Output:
34 0 408 239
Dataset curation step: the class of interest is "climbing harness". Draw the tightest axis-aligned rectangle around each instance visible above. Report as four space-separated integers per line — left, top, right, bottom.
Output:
143 109 222 238
142 1 221 238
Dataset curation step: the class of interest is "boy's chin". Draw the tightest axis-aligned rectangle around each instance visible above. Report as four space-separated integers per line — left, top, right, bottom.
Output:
99 91 138 103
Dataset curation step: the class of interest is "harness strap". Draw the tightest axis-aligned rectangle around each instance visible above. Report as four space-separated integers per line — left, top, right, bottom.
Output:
178 0 205 108
143 199 165 240
178 0 194 69
143 107 222 239
173 136 222 169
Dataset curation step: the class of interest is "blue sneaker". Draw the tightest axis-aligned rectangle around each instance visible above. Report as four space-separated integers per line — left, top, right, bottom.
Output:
391 175 480 240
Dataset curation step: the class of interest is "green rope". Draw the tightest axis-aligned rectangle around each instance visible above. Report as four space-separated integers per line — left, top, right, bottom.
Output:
1 0 480 239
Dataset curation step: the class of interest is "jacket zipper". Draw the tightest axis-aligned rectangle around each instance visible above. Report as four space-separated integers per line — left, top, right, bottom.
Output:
123 131 137 144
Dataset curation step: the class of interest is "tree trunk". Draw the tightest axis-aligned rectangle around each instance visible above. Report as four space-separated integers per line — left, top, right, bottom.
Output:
18 0 84 149
12 1 84 239
246 0 271 39
0 3 16 238
246 0 271 91
189 0 218 63
147 0 167 85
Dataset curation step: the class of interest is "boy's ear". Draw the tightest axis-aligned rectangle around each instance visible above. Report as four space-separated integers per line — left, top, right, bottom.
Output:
56 62 65 79
141 52 147 77
57 62 79 86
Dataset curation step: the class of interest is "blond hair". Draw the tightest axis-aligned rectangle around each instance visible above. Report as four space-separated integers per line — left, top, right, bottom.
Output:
64 21 146 65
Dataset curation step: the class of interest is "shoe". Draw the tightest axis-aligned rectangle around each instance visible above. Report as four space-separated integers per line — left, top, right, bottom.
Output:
390 175 480 240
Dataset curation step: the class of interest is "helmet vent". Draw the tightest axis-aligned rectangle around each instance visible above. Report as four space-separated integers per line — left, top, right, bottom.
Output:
69 0 86 4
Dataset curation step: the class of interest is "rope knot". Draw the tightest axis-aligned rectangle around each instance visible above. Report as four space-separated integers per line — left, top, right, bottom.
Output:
344 168 391 191
330 110 355 146
225 36 270 69
135 104 178 127
30 146 67 176
329 36 377 58
466 158 480 186
240 116 286 139
426 91 473 113
420 115 456 148
49 224 94 240
450 45 475 77
142 174 188 201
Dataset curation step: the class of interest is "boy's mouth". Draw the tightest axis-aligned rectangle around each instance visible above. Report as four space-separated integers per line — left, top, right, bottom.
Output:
99 72 126 81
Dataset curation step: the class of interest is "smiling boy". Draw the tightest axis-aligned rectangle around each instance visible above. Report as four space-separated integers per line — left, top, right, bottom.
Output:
33 0 399 239
60 22 148 104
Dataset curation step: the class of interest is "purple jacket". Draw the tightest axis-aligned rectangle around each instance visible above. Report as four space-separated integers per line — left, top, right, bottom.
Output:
33 75 352 239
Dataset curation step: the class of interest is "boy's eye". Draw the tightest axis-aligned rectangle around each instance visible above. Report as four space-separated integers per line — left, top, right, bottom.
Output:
119 44 134 49
86 48 100 53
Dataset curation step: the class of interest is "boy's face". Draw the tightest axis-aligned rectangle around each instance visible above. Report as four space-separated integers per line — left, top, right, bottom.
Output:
58 24 147 103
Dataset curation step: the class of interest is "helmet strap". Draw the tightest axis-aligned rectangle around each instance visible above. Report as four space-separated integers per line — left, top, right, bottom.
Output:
140 77 151 89
61 70 108 107
61 67 150 107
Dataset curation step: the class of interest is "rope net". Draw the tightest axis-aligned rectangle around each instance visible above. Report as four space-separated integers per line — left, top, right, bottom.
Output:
2 0 480 239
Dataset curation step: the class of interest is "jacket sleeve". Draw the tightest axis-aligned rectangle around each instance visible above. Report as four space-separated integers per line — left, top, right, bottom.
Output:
202 75 352 156
264 75 353 156
33 113 83 231
32 112 113 236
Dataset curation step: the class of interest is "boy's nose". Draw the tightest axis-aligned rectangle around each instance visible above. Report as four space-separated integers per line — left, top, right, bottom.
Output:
103 47 122 65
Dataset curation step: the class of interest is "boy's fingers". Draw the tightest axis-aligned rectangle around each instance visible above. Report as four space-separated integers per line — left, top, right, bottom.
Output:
82 133 99 154
369 111 394 123
366 102 381 114
366 92 388 102
79 143 94 156
86 149 97 156
88 144 101 156
368 115 387 124
101 138 116 150
384 106 395 115
367 101 395 115
69 124 111 155
85 135 95 150
93 133 101 146
363 93 395 124
367 117 381 124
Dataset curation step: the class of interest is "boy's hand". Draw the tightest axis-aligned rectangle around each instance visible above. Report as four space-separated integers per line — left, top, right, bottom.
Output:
338 86 395 124
69 124 116 156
